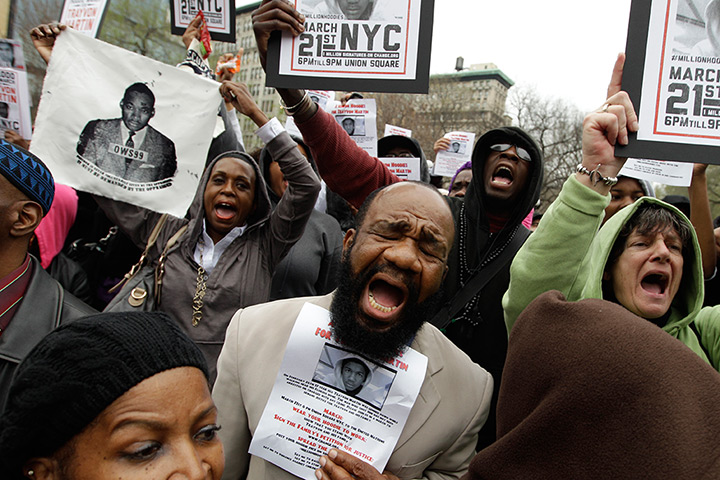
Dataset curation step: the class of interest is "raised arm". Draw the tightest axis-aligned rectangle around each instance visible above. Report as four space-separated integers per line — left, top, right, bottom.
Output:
30 23 67 64
689 163 716 279
251 0 399 208
503 78 638 331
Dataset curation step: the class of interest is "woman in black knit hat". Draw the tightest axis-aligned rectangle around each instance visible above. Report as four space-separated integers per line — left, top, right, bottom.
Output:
0 311 224 480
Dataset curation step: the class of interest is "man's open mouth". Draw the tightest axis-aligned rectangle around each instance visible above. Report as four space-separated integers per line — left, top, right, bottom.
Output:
641 273 669 295
365 277 408 316
492 165 514 186
214 202 237 221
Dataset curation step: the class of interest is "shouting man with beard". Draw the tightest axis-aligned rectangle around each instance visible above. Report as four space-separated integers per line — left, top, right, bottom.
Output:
213 181 493 480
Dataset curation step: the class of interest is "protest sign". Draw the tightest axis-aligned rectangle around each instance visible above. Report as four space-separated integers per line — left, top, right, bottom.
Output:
432 131 474 177
619 0 720 163
331 98 377 156
30 28 221 218
619 158 693 187
249 303 427 480
0 68 32 140
379 157 420 180
308 89 337 111
59 0 109 37
0 39 26 70
170 0 236 43
383 124 411 137
266 0 435 93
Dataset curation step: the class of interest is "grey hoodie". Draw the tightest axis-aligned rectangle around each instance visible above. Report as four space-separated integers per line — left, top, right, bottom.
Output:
95 131 320 380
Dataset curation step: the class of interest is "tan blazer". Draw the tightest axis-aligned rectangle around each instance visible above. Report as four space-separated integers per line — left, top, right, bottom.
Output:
213 293 493 480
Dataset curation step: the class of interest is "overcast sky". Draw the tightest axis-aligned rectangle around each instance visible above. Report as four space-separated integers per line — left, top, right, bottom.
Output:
238 0 634 112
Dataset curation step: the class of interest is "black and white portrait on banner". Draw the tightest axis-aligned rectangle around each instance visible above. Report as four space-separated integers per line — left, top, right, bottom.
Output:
266 0 435 93
76 82 178 184
619 0 720 163
29 28 221 217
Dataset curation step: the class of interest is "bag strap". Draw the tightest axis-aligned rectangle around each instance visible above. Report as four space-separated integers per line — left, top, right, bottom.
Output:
108 214 169 294
153 223 189 305
430 226 531 331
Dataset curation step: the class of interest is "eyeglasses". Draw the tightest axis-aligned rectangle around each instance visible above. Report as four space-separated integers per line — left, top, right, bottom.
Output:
490 144 532 162
383 152 415 158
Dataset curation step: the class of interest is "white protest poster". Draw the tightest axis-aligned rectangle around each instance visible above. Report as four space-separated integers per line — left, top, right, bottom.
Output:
331 98 377 156
30 28 221 217
0 39 26 71
170 0 236 43
619 0 720 162
433 131 474 177
0 68 32 140
308 89 336 111
379 157 420 180
266 0 435 93
59 0 109 37
383 124 411 137
620 158 693 187
250 303 427 480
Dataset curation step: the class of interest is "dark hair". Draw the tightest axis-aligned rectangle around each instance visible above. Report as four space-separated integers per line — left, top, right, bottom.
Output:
342 358 369 378
353 182 446 230
122 82 156 107
607 202 693 268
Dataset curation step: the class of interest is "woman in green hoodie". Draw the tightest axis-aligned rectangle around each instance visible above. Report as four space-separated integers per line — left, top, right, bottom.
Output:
503 58 720 370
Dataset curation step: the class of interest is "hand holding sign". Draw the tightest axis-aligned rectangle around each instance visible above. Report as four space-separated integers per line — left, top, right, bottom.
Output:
252 0 306 71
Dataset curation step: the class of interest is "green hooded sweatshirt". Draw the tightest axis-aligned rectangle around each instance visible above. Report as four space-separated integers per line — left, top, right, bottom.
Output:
503 175 720 370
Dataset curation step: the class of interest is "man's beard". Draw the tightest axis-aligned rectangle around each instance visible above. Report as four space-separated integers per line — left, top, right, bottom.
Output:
329 251 443 361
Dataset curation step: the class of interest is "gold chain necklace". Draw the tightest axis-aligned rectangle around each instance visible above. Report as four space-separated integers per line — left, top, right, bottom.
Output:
192 240 208 327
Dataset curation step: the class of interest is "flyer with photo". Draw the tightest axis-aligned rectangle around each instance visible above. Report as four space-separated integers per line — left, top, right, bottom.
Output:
0 39 26 71
0 68 32 140
433 131 474 177
249 303 427 480
331 98 378 156
267 0 435 93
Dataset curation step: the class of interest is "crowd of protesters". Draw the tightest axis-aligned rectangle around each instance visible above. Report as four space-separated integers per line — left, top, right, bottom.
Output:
1 0 720 479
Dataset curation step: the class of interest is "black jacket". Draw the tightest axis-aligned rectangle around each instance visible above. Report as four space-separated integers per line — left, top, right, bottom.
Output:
0 256 95 412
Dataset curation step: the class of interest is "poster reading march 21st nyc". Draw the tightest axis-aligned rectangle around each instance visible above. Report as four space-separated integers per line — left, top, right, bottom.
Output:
637 0 720 149
170 0 236 43
249 303 427 480
267 0 434 93
59 0 109 37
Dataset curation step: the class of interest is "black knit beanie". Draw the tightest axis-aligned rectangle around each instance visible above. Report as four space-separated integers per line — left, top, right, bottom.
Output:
0 312 208 479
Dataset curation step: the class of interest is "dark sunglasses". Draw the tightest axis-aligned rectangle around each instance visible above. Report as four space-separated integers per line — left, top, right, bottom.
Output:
383 152 415 158
490 144 532 162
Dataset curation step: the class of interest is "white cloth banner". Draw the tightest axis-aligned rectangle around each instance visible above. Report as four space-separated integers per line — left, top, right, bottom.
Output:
250 303 427 480
30 29 221 217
